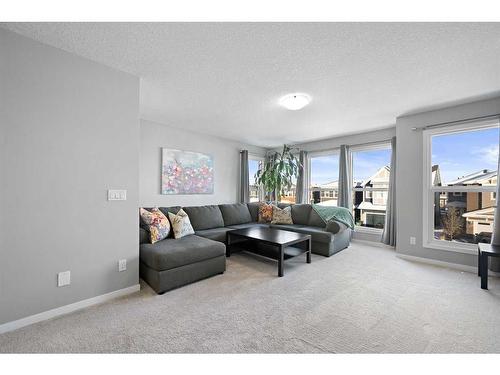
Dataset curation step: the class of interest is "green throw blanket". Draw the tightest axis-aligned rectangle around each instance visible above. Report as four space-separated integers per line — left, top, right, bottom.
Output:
311 204 355 229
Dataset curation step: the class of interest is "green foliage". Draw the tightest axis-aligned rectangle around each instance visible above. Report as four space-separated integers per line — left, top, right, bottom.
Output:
255 144 302 202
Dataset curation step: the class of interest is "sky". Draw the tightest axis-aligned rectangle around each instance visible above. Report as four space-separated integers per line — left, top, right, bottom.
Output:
248 159 260 185
310 150 391 185
432 127 499 184
249 126 499 187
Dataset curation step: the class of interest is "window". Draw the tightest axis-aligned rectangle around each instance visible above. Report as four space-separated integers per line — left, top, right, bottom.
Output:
423 119 499 253
351 144 391 230
309 153 339 206
248 157 263 203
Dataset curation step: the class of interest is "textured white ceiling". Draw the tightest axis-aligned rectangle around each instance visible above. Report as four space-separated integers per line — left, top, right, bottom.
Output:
2 22 500 147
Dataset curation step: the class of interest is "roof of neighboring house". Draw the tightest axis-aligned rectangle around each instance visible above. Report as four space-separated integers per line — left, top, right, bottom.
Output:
359 166 390 187
462 206 495 219
446 169 497 186
357 201 387 211
311 180 338 189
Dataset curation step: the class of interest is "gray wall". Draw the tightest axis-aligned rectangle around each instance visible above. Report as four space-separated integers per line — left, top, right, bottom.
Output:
0 30 140 325
140 119 266 207
396 96 500 267
292 126 396 242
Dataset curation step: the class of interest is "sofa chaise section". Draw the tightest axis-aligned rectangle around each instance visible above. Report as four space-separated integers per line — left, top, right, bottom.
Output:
140 234 226 294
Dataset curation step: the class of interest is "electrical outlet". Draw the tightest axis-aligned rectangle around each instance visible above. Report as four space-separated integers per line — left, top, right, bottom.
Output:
118 259 127 272
409 236 416 245
58 271 71 287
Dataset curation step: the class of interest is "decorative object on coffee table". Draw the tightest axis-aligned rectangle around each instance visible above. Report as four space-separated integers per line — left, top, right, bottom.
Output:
161 148 214 195
226 227 311 277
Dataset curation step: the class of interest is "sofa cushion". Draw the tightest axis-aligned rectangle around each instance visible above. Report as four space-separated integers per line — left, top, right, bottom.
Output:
326 221 347 234
269 224 333 244
271 205 293 224
291 204 312 225
269 224 306 231
168 209 195 239
195 227 234 243
139 207 171 244
219 203 252 226
140 235 225 271
158 206 182 217
290 226 333 243
246 202 260 222
227 223 269 230
258 203 275 223
277 202 291 209
308 207 326 227
139 227 149 245
182 205 225 231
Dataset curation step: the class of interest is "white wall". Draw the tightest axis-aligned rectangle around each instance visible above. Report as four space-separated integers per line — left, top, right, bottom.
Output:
140 119 266 207
0 30 140 325
396 96 500 267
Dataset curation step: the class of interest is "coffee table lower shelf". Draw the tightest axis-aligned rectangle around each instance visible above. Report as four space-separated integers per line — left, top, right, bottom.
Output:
226 228 312 277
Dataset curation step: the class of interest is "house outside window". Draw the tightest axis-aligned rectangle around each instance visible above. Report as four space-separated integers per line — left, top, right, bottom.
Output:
351 143 392 231
423 119 499 253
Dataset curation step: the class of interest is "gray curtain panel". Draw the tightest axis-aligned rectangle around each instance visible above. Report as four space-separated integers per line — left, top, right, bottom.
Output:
489 131 500 271
295 150 308 204
239 150 249 204
338 144 352 210
382 136 397 246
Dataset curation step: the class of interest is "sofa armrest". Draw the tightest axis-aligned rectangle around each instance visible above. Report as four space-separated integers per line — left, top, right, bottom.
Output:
325 221 347 234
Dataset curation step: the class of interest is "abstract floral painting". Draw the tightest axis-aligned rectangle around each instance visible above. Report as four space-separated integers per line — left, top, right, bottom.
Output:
161 148 214 195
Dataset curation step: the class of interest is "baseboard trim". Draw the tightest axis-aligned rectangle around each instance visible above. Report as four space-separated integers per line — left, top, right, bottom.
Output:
0 284 140 335
396 253 500 277
352 238 395 250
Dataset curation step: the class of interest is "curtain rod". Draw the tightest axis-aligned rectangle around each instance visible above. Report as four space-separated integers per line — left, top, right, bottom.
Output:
411 114 500 131
304 139 393 155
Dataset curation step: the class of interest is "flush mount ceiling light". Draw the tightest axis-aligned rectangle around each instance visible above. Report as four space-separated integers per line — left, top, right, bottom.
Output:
279 93 311 111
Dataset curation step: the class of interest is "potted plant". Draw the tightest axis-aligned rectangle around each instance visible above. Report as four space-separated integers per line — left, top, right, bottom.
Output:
255 144 301 203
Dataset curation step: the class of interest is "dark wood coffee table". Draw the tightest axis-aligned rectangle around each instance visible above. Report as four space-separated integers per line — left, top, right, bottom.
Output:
226 227 311 277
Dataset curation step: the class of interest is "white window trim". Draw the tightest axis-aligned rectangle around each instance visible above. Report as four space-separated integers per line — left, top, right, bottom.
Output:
422 118 499 255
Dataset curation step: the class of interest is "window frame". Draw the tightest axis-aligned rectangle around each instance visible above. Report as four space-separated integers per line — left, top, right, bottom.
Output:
422 119 499 254
351 141 392 234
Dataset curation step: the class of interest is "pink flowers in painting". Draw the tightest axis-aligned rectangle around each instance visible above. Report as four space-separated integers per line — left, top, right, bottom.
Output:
161 148 214 195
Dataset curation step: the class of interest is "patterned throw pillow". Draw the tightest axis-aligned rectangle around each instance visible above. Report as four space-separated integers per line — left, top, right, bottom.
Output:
271 206 293 224
139 207 171 244
168 209 195 239
258 203 274 223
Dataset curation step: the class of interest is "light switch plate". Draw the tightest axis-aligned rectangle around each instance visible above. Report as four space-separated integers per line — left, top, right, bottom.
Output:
118 259 127 272
58 271 71 287
410 236 416 245
108 189 127 201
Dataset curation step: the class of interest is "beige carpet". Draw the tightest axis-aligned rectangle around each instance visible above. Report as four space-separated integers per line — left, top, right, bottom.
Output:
1 241 500 353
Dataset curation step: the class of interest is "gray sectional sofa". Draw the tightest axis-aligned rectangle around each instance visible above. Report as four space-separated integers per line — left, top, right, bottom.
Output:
139 203 351 294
